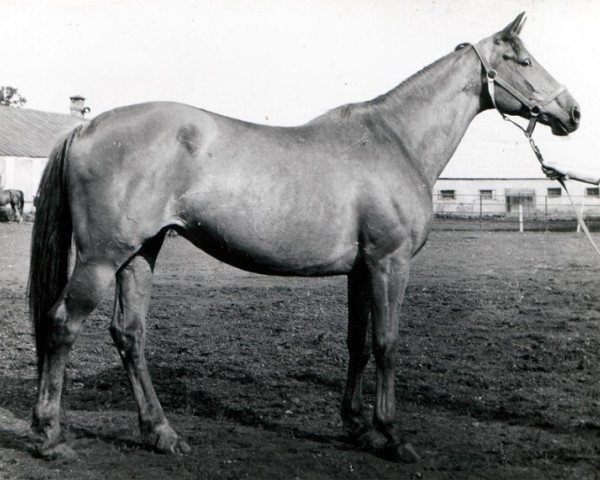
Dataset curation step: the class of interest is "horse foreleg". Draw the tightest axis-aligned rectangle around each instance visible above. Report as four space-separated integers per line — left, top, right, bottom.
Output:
32 261 115 457
110 233 190 454
366 246 420 462
341 262 372 440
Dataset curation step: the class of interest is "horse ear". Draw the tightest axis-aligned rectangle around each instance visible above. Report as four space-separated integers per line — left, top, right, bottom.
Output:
499 12 527 39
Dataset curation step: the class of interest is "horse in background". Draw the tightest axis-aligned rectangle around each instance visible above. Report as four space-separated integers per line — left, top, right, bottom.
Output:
0 189 24 222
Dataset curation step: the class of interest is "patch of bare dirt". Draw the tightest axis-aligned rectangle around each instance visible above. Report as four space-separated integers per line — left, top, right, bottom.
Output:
1 224 600 479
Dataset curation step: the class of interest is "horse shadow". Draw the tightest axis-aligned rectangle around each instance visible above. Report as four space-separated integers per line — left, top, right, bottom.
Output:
0 348 579 461
0 365 346 456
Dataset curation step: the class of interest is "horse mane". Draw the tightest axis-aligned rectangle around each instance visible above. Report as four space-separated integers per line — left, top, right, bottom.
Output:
315 47 467 121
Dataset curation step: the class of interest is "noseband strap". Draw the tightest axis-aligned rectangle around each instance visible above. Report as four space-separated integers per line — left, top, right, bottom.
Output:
468 42 566 136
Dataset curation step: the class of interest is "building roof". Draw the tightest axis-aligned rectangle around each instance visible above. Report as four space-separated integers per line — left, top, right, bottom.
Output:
0 106 85 158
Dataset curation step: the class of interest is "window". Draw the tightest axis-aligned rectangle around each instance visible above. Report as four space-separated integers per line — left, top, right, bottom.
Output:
547 187 562 197
586 188 599 197
479 189 493 200
439 190 455 200
505 189 535 214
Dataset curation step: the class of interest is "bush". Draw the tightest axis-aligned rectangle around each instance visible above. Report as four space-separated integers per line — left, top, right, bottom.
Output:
0 206 34 222
0 207 12 222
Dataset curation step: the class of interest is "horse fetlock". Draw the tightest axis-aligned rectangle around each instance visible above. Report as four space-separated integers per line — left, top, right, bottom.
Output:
341 405 371 440
31 412 63 449
32 402 59 430
372 414 399 444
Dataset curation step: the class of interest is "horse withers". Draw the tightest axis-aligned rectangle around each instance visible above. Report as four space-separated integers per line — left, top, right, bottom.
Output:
29 13 579 461
0 189 24 223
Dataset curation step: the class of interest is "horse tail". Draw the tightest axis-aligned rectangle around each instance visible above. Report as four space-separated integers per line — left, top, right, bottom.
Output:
17 190 24 215
29 126 81 375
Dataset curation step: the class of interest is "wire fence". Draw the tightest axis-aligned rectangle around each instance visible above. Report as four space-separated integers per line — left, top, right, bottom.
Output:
432 193 600 232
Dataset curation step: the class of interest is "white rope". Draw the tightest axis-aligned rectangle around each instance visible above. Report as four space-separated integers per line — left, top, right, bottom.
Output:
558 178 600 259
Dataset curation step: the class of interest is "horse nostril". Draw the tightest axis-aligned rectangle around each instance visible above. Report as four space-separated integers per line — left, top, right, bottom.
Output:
571 105 581 126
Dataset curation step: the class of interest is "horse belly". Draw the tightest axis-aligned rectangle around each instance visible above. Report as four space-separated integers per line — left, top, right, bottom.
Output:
176 194 359 276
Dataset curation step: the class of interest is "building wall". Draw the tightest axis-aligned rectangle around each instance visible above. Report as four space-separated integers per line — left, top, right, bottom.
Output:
0 156 48 211
434 178 600 217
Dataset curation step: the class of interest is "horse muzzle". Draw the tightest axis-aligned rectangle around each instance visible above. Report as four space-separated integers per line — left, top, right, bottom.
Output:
546 93 580 136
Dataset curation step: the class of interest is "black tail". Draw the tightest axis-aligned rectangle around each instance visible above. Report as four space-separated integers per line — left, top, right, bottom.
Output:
17 190 24 216
29 126 81 375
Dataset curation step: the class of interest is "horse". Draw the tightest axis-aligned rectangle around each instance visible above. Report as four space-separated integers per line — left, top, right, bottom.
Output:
0 189 24 222
29 13 580 461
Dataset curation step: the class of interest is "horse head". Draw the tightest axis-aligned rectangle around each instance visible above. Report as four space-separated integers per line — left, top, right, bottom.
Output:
476 12 580 136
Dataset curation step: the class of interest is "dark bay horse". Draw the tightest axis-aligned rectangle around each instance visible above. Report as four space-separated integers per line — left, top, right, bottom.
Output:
0 189 24 222
29 14 579 461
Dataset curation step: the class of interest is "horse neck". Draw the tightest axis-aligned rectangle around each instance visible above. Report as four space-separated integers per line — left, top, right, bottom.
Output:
371 47 485 190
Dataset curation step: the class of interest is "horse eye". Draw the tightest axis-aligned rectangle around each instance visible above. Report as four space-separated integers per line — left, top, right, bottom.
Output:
519 58 532 67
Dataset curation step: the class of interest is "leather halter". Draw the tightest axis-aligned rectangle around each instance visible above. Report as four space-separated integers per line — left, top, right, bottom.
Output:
464 42 566 136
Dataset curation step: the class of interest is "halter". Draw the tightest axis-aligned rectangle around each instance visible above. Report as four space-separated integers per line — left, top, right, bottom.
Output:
466 42 566 136
460 42 600 259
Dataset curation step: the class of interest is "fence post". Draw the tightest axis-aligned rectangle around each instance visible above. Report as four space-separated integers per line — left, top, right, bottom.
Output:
519 204 524 232
544 195 548 232
576 202 585 233
479 194 483 231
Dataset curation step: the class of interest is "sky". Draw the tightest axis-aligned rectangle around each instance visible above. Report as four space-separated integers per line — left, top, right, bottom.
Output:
2 0 599 177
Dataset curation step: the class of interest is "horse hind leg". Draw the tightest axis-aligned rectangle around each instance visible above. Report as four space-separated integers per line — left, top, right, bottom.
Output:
110 232 190 454
32 261 116 456
341 262 373 440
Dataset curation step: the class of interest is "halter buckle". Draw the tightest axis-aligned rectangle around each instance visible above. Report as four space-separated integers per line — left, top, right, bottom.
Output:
486 70 497 80
530 105 541 117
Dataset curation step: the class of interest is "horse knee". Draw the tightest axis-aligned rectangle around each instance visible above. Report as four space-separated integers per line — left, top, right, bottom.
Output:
373 333 398 369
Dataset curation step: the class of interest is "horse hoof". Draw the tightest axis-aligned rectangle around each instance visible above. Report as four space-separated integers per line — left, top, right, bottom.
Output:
143 422 191 454
35 442 77 461
156 437 191 454
379 442 421 463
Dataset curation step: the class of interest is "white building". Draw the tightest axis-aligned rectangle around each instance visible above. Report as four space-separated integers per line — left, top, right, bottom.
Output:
0 97 87 211
434 134 600 219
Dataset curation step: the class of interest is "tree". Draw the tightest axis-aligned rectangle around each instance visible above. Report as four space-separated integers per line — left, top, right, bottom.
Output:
0 86 26 107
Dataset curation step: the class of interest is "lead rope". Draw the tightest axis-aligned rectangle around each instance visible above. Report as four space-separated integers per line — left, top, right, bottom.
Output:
526 134 600 258
472 44 600 257
494 76 600 257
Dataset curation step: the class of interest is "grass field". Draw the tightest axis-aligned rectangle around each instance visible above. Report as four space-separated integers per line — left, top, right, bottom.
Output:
1 223 600 479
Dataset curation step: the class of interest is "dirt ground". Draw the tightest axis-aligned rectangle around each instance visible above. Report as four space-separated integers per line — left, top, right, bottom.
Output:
1 223 600 479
